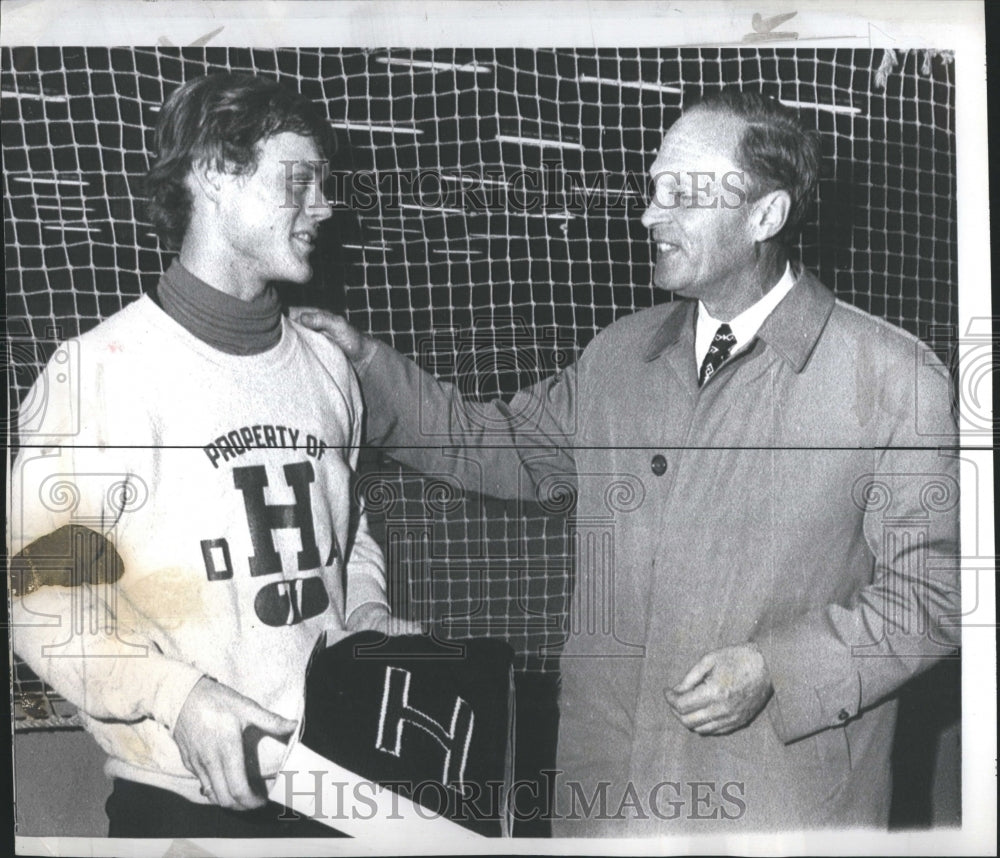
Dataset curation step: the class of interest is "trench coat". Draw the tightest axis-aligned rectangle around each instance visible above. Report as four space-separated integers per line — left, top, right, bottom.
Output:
355 269 960 833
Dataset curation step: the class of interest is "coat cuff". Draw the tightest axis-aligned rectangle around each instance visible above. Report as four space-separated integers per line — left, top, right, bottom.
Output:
755 633 862 743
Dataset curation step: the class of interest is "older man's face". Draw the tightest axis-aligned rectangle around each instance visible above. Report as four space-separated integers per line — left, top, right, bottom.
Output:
641 109 759 303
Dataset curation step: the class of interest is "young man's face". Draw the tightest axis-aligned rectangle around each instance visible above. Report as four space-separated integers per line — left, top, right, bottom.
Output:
641 110 760 305
215 131 331 291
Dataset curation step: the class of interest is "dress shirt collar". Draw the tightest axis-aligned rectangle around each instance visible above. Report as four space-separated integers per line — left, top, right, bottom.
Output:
695 262 796 368
643 262 837 373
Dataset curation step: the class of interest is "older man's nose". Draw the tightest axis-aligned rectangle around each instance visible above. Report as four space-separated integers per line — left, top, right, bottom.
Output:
642 197 669 229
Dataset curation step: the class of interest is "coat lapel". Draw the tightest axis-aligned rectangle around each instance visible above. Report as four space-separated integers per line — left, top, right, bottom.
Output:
643 300 698 397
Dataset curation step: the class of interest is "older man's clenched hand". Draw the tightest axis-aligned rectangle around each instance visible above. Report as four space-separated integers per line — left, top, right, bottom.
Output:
663 643 773 736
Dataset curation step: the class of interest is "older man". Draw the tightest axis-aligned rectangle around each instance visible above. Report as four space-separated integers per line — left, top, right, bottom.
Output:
298 89 959 833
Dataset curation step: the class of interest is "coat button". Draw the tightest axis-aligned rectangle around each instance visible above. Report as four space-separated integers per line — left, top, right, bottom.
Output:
837 708 849 722
650 454 668 476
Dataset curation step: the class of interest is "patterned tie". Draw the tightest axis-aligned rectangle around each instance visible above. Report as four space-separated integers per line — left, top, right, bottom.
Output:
698 323 737 387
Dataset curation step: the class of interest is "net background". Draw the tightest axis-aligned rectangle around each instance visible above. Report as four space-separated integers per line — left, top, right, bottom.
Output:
4 46 956 725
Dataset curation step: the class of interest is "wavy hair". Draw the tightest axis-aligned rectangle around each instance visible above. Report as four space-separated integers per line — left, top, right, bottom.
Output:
145 73 334 250
690 88 821 243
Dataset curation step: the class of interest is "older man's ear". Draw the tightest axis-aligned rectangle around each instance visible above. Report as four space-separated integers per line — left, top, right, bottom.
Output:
751 188 792 244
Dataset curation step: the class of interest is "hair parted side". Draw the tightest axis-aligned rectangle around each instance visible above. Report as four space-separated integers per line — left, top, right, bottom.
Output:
690 88 821 243
144 72 334 250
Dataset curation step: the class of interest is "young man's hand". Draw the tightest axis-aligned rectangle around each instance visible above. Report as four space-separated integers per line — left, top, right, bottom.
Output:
291 308 376 364
173 676 296 810
346 602 424 636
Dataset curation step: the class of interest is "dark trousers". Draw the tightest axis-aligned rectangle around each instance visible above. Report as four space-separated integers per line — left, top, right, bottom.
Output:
105 778 347 838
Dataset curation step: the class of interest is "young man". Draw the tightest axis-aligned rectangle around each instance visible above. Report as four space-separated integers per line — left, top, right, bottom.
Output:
297 90 960 833
9 73 397 837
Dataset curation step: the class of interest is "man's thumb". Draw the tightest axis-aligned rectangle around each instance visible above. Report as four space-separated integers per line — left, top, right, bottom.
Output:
247 704 297 740
291 307 343 333
673 654 715 694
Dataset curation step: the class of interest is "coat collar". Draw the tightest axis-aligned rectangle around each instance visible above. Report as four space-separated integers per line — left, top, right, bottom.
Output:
643 264 836 373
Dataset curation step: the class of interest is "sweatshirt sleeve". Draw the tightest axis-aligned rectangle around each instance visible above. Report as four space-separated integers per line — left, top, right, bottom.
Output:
341 364 390 623
12 582 205 731
8 350 205 732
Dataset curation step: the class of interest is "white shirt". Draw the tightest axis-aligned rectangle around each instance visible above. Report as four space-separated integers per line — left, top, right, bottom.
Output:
695 262 796 372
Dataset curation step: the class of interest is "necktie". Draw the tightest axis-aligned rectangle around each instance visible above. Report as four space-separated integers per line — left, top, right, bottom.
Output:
699 323 737 387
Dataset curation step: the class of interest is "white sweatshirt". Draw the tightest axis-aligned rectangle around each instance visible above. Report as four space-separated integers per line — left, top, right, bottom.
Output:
9 295 388 803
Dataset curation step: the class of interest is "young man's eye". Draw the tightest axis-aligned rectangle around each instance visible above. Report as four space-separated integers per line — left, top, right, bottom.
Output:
289 179 313 205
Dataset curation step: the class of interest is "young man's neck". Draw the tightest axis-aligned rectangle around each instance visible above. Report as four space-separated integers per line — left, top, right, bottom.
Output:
178 242 268 303
156 259 282 356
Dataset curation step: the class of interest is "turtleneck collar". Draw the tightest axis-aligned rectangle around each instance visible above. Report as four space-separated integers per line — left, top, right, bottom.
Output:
154 260 282 356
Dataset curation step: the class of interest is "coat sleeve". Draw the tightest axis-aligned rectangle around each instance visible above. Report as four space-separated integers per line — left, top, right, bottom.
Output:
9 350 204 732
754 344 960 743
355 339 579 501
